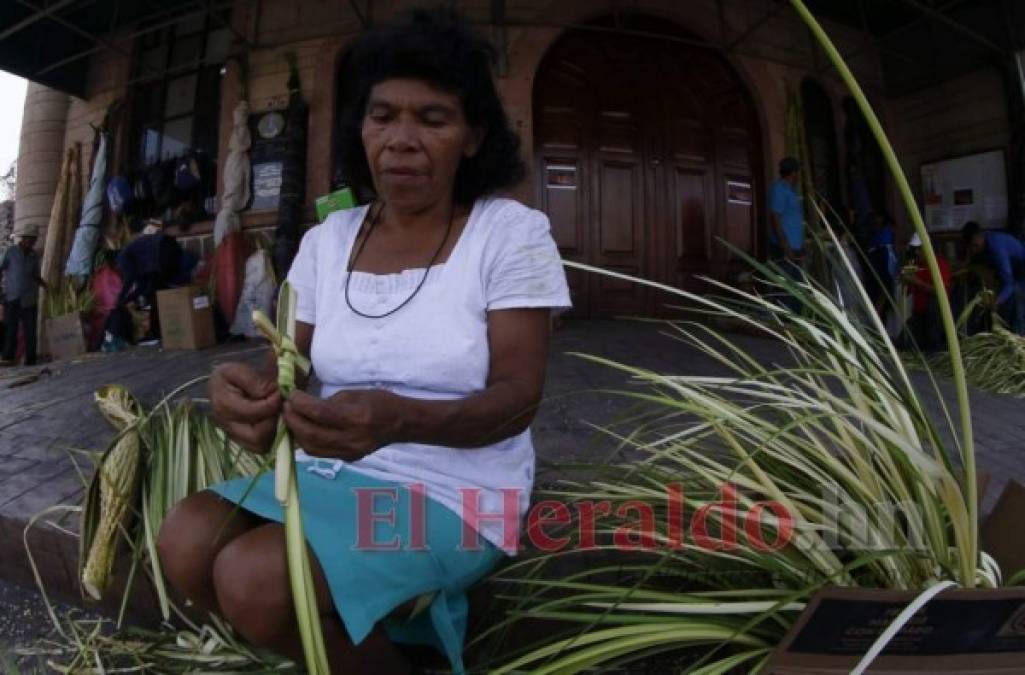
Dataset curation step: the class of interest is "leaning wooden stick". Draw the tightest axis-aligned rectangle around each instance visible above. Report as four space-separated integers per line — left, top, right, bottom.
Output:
253 281 329 674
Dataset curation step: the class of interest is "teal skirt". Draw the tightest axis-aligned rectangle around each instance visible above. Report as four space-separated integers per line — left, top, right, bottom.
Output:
209 463 505 674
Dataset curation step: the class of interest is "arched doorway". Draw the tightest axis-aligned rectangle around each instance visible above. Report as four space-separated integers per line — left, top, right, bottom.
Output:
533 15 763 317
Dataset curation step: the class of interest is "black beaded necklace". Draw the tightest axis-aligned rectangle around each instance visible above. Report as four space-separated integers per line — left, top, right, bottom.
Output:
343 202 455 319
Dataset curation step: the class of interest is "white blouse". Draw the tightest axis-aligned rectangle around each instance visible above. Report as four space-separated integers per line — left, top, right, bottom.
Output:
286 197 572 554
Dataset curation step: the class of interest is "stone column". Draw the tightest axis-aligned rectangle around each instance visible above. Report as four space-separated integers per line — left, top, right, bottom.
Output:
14 82 70 244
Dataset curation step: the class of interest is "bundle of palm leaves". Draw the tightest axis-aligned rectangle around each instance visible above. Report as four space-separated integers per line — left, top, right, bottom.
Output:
43 277 94 320
926 293 1025 397
19 290 325 674
17 291 320 674
140 393 265 620
474 2 993 672
476 243 993 673
79 384 264 616
17 383 275 673
930 326 1025 397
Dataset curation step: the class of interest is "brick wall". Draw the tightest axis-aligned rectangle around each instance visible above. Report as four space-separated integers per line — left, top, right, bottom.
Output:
26 0 888 240
243 0 885 208
61 37 132 188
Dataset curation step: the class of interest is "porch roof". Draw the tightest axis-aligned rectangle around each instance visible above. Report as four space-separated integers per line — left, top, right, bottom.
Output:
0 1 1021 98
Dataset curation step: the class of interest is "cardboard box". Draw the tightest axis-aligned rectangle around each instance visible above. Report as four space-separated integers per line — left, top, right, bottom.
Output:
45 312 87 360
982 480 1025 584
156 286 215 350
769 586 1025 674
314 187 356 222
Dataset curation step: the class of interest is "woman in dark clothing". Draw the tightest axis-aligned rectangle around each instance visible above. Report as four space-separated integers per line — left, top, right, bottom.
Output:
113 232 195 341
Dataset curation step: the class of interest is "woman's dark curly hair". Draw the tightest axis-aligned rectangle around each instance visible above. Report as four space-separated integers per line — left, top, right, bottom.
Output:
336 7 525 205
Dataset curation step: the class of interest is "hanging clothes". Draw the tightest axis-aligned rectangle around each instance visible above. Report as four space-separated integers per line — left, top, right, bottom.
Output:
214 100 252 247
65 131 109 279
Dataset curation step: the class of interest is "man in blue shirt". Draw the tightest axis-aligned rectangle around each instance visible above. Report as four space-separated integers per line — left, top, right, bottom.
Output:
768 157 804 309
962 221 1025 334
769 157 805 260
0 223 48 365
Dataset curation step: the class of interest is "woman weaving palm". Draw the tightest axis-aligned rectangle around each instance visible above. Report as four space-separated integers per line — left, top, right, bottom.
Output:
156 9 571 674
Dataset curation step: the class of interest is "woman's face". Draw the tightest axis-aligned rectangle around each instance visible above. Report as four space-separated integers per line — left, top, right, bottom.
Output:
361 78 482 212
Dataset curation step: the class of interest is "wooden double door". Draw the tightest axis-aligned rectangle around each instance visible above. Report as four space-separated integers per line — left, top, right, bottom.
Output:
534 20 762 317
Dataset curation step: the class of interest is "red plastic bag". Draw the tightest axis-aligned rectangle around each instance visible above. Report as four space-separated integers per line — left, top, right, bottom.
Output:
211 231 248 326
88 265 123 351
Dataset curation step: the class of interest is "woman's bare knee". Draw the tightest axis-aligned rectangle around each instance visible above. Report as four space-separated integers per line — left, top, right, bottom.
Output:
212 524 294 647
157 490 259 609
212 525 411 673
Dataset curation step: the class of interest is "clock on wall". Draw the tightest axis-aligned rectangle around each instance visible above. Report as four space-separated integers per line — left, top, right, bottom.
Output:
257 111 285 139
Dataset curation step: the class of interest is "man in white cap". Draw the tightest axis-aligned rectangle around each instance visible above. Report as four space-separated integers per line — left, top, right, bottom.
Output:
0 223 47 365
901 231 951 352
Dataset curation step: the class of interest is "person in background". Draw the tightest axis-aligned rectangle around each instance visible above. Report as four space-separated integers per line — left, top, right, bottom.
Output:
903 232 952 353
0 223 47 366
865 212 898 320
115 230 196 341
768 156 805 310
962 221 1025 334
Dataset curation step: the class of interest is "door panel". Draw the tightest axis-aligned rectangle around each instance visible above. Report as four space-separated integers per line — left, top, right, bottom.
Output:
533 19 762 317
541 157 584 253
593 157 646 315
598 161 639 254
724 174 755 265
673 168 712 267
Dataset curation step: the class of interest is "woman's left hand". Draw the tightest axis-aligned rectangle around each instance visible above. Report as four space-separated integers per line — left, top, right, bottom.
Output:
283 388 402 461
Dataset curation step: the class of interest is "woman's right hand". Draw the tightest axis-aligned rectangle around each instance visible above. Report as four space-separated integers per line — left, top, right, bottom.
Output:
210 361 282 454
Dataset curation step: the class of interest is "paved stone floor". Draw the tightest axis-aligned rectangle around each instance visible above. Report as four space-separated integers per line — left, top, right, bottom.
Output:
0 318 1023 660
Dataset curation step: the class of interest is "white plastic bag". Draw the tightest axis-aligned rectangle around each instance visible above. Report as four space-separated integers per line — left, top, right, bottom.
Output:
230 249 275 337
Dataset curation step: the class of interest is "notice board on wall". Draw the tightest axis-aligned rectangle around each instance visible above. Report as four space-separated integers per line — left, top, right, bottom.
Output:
921 150 1007 232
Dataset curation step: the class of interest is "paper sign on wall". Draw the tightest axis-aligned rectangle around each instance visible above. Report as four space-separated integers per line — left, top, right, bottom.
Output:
921 150 1007 232
727 179 753 205
546 164 577 190
251 162 283 211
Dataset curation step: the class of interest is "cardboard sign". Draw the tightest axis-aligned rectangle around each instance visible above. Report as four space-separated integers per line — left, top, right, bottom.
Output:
157 286 215 350
982 480 1025 584
769 586 1025 674
45 312 86 361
